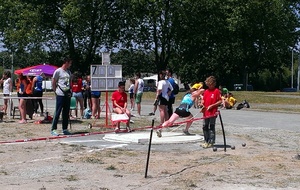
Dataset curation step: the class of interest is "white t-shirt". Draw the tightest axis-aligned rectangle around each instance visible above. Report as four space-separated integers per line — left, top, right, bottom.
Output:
157 79 173 101
3 78 11 95
136 78 144 94
53 68 71 96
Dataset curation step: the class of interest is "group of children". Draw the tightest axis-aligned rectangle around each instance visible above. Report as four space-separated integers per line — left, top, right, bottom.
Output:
156 75 237 148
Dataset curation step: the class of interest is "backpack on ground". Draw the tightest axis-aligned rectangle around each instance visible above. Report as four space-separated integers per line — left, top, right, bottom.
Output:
83 108 92 119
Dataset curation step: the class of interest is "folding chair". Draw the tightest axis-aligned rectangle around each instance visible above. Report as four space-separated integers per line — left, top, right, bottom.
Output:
110 113 129 130
69 97 77 129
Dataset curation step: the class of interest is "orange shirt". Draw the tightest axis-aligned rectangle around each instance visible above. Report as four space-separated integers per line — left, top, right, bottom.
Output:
25 79 33 95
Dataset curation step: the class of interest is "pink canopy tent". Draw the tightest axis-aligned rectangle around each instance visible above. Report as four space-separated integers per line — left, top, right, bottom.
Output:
14 64 58 77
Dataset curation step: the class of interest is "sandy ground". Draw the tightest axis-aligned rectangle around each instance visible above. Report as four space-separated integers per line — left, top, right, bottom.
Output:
1 111 300 190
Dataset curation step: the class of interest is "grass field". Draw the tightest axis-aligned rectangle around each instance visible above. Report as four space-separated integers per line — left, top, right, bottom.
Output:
11 90 300 113
140 90 300 113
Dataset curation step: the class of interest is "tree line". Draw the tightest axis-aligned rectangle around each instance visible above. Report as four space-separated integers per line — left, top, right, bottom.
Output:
0 0 299 91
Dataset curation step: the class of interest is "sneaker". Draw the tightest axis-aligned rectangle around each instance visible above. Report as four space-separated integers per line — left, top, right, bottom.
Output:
18 119 27 124
63 130 72 135
156 129 162 138
201 142 208 148
51 130 59 136
114 128 120 133
201 142 213 148
148 112 155 116
130 120 134 123
183 129 192 135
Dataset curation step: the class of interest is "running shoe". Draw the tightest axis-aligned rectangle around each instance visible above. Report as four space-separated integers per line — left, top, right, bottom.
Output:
63 130 72 135
183 129 192 135
148 112 155 116
156 129 162 138
51 130 59 136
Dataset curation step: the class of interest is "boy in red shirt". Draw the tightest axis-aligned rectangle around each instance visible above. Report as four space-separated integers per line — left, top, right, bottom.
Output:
200 76 222 148
111 81 132 132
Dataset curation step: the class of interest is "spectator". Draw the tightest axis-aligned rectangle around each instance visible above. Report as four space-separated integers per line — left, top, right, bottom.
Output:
71 71 84 118
111 81 132 132
32 72 45 117
25 76 34 119
18 74 29 124
166 68 176 118
156 70 173 127
200 76 222 148
128 78 135 111
51 57 72 136
82 75 92 110
91 90 101 119
0 71 13 115
223 92 237 109
134 72 144 116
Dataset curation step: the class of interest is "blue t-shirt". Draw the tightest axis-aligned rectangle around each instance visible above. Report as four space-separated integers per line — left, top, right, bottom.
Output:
34 75 43 91
168 77 176 98
181 93 193 108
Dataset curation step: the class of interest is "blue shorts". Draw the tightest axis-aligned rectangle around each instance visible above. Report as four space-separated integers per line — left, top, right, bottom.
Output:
72 92 83 99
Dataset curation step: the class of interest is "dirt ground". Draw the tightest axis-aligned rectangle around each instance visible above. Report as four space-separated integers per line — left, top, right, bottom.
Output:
1 114 300 190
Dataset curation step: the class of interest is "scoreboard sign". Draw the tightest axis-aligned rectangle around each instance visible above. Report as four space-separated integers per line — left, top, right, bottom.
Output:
90 65 122 91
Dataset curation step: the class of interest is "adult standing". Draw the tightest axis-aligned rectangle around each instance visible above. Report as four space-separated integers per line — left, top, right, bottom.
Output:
51 57 72 136
18 74 28 124
156 70 173 125
166 68 176 118
0 71 13 115
134 72 144 116
82 75 92 110
32 72 45 117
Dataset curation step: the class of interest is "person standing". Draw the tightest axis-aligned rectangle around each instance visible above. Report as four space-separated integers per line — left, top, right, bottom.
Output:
0 71 13 116
18 74 28 124
51 58 72 136
32 72 45 117
134 72 144 116
83 75 92 110
200 76 222 148
71 71 84 118
166 68 176 118
156 70 173 127
91 90 101 119
128 78 135 111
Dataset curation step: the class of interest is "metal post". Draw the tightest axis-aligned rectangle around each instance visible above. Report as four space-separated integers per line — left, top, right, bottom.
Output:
292 50 294 88
297 53 300 91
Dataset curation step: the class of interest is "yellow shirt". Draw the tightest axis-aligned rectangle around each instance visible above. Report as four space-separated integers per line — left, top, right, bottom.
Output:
227 97 236 107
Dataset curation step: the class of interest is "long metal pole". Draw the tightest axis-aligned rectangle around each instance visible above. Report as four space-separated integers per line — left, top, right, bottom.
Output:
292 50 294 88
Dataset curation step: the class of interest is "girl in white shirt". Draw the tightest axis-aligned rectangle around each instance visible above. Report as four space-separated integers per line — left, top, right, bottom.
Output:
155 70 173 126
0 71 13 115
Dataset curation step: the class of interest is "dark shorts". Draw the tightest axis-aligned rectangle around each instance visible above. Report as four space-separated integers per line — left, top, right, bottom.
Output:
130 93 134 99
91 94 100 99
169 97 175 104
174 104 191 118
18 93 28 97
158 95 169 106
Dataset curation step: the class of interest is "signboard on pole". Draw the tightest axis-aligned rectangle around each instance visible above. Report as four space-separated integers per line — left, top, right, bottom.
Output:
90 65 122 91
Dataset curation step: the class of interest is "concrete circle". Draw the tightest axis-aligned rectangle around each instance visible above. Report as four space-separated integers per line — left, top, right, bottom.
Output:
103 131 204 144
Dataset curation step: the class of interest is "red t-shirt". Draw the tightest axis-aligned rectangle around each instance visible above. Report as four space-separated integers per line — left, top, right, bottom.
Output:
111 90 127 108
71 78 82 93
202 88 221 117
